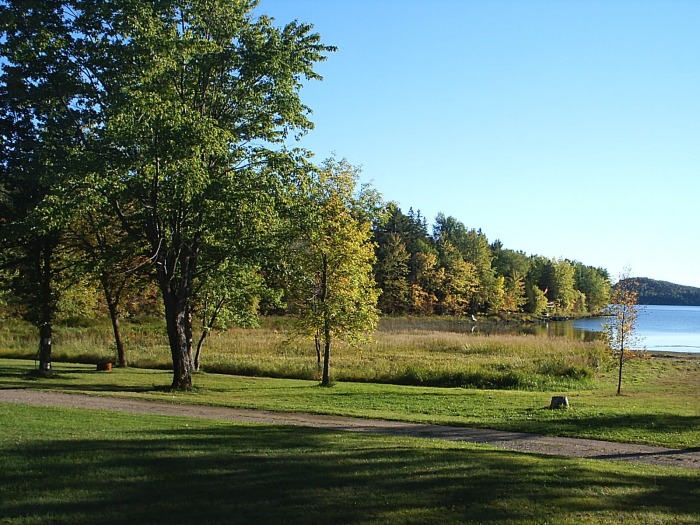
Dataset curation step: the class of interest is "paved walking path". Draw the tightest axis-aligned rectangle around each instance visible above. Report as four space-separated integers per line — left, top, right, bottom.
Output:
2 388 698 470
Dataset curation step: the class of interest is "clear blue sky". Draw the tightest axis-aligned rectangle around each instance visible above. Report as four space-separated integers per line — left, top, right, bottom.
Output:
258 0 700 288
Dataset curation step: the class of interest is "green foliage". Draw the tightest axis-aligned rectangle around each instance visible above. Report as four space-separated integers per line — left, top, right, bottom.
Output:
375 232 410 314
525 283 549 316
0 0 335 388
574 264 611 313
285 158 381 385
54 278 104 324
630 277 700 306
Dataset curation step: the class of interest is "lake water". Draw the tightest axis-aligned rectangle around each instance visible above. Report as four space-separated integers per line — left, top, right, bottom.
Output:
568 305 700 353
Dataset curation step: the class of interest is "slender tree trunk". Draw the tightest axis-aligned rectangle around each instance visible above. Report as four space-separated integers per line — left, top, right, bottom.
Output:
617 348 624 395
104 287 127 367
185 305 194 367
321 331 331 386
38 322 52 372
320 253 332 386
314 330 321 372
37 241 54 372
617 313 625 395
110 311 126 367
194 330 207 372
194 296 225 371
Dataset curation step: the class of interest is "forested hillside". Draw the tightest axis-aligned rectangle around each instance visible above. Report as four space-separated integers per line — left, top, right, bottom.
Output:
618 278 700 306
372 205 611 317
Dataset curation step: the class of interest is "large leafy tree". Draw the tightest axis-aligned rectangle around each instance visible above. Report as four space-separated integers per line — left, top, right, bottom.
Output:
0 0 89 372
95 1 332 389
2 0 333 388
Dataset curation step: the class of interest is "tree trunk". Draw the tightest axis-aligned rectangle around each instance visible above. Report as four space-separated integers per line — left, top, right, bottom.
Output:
320 253 332 386
185 305 194 368
617 344 624 395
162 291 193 390
617 314 625 395
101 276 127 367
194 330 207 372
105 295 127 367
314 330 321 372
193 296 225 372
38 322 52 372
37 240 54 372
321 331 331 386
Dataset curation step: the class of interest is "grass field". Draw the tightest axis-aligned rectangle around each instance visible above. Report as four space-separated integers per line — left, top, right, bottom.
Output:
1 402 699 525
1 316 699 524
0 316 698 448
1 356 698 449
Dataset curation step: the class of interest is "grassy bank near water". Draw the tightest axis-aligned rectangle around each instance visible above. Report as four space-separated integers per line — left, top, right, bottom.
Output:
0 316 607 390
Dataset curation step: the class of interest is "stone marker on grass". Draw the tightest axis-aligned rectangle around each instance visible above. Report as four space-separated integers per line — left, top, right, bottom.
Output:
550 396 569 409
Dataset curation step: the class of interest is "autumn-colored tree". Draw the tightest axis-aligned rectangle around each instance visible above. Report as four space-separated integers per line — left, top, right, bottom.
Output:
501 272 527 313
410 251 443 315
433 214 496 312
287 158 382 386
603 273 643 395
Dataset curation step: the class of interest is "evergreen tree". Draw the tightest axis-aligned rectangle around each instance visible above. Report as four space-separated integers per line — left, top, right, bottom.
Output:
375 232 410 315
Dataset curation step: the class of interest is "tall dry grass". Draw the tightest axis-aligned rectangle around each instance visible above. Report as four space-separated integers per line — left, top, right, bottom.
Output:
0 316 609 390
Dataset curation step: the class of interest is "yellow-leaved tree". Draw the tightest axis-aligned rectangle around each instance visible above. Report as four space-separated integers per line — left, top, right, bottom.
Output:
603 271 644 395
287 158 383 386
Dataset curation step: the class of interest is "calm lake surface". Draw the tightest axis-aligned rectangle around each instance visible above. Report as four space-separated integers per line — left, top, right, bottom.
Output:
568 304 700 353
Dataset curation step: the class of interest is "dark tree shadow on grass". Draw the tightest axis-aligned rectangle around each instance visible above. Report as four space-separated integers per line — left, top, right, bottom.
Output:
2 412 699 525
0 360 170 393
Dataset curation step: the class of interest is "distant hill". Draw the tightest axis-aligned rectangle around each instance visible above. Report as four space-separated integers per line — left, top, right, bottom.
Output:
616 277 700 306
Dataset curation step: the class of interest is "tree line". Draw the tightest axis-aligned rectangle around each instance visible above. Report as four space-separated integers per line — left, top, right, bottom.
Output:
373 205 611 318
0 1 611 389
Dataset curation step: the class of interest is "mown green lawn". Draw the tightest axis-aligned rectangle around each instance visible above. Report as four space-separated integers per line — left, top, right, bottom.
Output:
1 357 698 449
1 402 698 525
